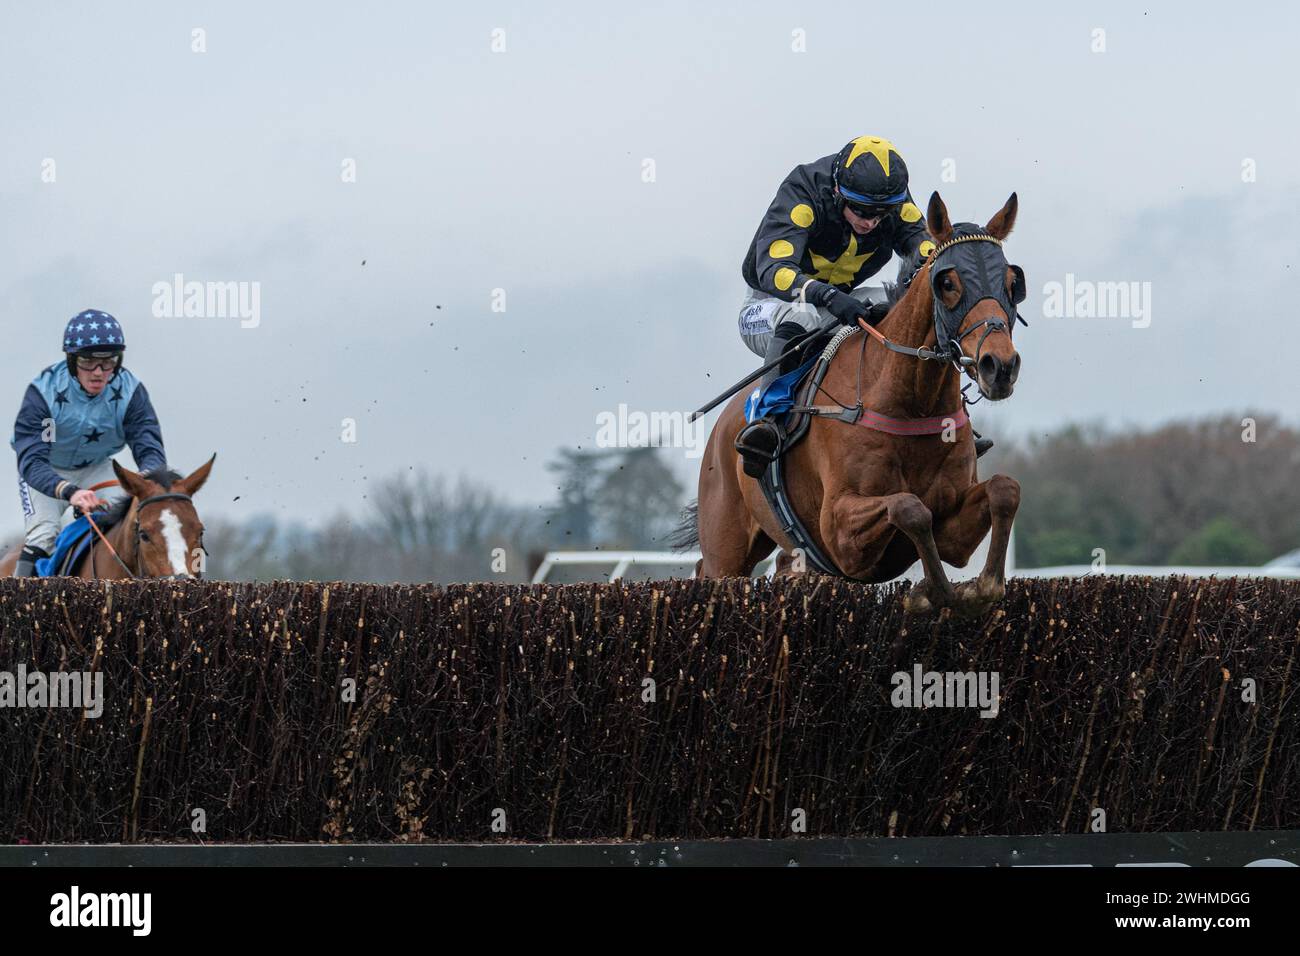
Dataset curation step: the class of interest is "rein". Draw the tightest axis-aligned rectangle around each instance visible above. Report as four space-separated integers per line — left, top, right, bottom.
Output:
82 480 133 578
856 317 963 365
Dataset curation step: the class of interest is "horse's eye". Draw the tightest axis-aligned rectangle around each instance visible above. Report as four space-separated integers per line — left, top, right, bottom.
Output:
942 276 955 292
139 531 151 542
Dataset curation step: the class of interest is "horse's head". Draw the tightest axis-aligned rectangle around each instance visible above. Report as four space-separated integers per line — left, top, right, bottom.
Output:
924 192 1025 401
111 455 215 579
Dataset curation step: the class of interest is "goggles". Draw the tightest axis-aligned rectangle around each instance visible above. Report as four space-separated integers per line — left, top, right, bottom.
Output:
842 199 900 220
75 353 122 372
836 182 909 221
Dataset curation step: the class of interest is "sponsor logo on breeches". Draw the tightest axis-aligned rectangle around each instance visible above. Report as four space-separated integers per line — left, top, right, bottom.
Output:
18 478 35 518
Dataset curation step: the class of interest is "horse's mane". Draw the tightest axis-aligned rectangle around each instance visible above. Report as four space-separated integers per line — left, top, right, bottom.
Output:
104 467 182 525
883 245 931 306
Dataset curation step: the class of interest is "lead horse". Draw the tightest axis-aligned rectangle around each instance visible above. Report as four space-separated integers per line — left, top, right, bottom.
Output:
682 192 1025 616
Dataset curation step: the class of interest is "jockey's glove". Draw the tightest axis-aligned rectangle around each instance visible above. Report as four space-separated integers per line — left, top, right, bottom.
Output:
804 280 868 326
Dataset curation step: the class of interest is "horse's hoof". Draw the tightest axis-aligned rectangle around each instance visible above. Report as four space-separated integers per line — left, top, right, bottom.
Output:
904 582 945 616
952 577 1004 619
903 592 931 616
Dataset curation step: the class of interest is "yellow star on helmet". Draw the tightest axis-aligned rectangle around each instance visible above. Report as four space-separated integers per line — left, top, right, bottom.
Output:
810 235 873 286
843 135 897 176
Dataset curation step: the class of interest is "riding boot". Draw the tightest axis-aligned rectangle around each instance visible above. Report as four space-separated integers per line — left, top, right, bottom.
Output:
735 321 804 479
11 544 49 578
972 426 994 458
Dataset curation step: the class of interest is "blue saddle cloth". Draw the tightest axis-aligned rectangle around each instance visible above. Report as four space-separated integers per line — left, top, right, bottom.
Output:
744 355 818 424
36 515 107 577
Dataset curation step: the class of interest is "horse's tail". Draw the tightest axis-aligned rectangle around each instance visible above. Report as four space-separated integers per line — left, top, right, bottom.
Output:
667 499 700 552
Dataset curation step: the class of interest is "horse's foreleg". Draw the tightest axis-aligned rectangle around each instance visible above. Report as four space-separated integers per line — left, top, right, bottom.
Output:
976 474 1020 587
827 491 957 613
933 474 1021 615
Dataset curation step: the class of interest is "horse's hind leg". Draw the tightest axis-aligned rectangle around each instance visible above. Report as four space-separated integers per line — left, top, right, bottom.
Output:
773 550 798 577
697 473 776 578
699 518 775 578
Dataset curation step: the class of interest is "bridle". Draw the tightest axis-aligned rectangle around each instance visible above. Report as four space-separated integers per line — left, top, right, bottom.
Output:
86 492 200 580
849 232 1027 379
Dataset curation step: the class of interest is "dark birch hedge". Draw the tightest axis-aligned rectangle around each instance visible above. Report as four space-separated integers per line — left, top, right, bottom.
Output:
0 575 1296 842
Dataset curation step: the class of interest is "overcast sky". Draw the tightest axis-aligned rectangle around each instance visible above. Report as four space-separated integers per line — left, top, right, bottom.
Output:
3 1 1297 533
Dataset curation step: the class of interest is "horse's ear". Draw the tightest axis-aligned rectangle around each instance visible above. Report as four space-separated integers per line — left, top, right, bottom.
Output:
927 191 953 245
175 454 216 497
985 192 1018 240
112 460 152 500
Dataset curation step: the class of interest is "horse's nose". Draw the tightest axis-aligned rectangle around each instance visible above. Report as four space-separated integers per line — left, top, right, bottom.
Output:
978 352 1020 386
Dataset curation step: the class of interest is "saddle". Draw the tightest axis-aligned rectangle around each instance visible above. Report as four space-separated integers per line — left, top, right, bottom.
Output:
35 511 122 577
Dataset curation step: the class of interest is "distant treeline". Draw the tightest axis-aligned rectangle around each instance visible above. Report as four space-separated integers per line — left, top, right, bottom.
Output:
992 413 1300 568
205 446 686 583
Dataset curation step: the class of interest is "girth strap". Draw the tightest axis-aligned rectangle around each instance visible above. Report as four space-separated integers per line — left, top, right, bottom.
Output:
758 455 846 578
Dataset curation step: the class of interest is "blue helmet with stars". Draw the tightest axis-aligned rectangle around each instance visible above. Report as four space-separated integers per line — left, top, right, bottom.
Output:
63 309 125 378
62 309 126 355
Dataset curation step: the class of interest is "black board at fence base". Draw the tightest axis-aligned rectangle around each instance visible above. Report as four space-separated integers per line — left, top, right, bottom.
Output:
2 830 1298 867
0 575 1297 842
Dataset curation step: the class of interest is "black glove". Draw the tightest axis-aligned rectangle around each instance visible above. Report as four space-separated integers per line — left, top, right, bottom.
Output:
805 280 867 326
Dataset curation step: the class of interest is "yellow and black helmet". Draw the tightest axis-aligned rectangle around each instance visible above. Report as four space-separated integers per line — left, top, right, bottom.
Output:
832 135 910 210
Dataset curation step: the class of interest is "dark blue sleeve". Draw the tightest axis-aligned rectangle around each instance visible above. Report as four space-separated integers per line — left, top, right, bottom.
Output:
123 383 166 474
12 385 67 498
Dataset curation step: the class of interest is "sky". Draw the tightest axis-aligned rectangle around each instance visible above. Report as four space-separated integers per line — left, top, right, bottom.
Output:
2 0 1298 532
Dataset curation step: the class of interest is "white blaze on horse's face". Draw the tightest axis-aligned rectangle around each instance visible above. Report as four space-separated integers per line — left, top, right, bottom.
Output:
159 508 192 577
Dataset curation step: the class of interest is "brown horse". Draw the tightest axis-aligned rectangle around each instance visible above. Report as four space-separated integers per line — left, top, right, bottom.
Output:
683 192 1024 616
0 457 215 580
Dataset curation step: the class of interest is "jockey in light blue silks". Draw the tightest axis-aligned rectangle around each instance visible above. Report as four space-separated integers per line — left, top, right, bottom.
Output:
9 310 167 576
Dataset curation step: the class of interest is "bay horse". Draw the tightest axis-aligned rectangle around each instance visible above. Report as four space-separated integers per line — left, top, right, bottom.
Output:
0 457 215 580
681 192 1024 616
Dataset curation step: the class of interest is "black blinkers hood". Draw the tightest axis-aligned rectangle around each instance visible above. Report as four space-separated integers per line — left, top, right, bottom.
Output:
928 223 1027 354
